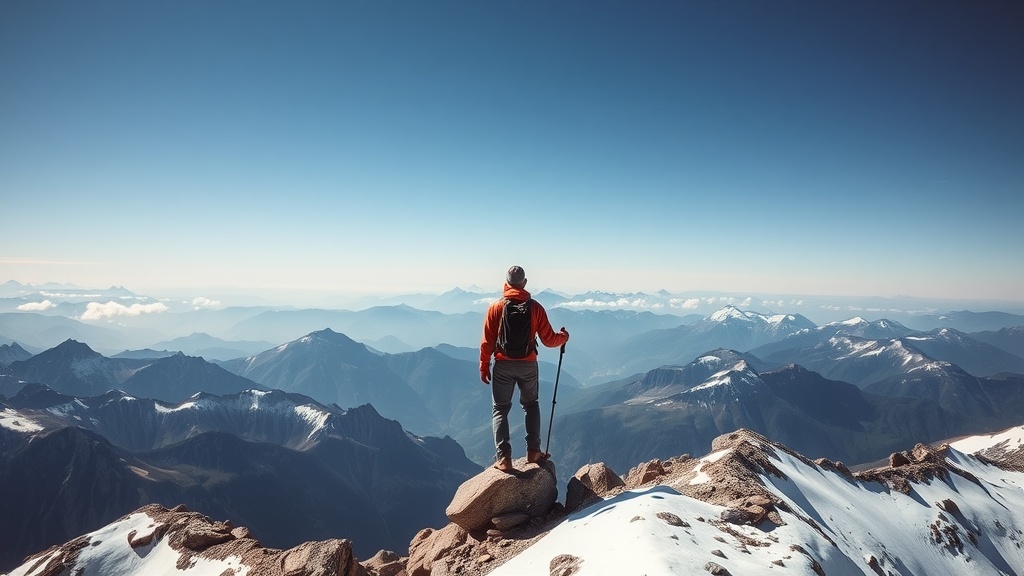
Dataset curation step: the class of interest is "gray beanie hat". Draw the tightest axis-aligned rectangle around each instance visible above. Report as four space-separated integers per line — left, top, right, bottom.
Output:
506 265 527 286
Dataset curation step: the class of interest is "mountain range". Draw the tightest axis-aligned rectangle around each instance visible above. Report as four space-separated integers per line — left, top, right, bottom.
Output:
6 305 1024 466
551 349 978 475
6 279 1022 372
599 306 817 379
3 296 1024 574
752 319 1024 383
4 339 261 402
0 385 479 571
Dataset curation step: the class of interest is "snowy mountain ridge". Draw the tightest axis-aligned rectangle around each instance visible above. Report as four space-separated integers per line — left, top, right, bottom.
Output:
707 305 803 329
488 427 1024 576
2 385 344 452
9 425 1022 576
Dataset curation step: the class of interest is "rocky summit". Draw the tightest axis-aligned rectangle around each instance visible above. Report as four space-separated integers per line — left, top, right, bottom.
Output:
5 503 362 576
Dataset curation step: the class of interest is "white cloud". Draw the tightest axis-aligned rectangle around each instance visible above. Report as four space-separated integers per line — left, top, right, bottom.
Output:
559 298 650 309
17 300 56 311
191 297 221 310
704 296 737 306
669 298 701 309
81 301 168 320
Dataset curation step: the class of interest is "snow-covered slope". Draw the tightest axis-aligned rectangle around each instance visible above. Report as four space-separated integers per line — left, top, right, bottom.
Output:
491 429 1024 575
951 423 1024 469
951 424 1024 455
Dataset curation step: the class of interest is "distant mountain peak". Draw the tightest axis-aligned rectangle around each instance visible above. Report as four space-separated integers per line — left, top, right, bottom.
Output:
687 360 759 393
837 316 868 326
301 328 360 347
708 305 750 322
55 339 97 353
705 306 812 330
807 317 914 343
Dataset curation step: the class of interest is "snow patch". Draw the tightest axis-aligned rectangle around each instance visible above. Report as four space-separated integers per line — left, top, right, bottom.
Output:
709 306 750 323
5 510 250 576
837 317 867 326
154 401 197 413
0 408 43 433
294 405 329 438
951 425 1024 455
689 449 731 485
688 373 733 392
688 362 754 392
491 486 799 575
46 402 79 417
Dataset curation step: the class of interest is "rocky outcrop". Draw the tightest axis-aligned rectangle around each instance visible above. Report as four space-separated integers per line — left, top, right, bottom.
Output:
564 462 624 512
859 442 980 494
623 458 668 486
361 549 405 576
10 504 363 576
406 457 564 576
445 457 557 532
407 523 472 576
620 431 788 519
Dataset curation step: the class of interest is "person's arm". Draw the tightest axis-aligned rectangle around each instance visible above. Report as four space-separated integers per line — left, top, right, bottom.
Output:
479 301 502 382
532 301 569 348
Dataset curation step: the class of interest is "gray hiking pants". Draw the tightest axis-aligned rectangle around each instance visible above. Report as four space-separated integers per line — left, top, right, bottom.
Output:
491 359 541 460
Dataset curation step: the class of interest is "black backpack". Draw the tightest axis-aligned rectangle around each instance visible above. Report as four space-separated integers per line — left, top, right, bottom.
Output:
496 298 537 358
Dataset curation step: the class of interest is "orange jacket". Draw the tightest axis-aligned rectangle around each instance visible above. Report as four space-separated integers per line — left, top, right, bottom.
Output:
480 283 568 368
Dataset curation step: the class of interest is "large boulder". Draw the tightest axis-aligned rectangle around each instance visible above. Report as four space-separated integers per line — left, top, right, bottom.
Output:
624 458 666 487
406 523 471 576
445 457 557 532
565 462 624 512
361 549 404 576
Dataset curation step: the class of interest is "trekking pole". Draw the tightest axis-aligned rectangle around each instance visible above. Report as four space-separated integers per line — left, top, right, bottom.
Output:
544 342 566 457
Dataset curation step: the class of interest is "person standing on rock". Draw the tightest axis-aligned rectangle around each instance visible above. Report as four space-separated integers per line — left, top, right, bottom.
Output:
480 265 569 472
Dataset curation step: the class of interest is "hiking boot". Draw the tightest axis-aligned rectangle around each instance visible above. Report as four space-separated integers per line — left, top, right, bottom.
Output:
528 450 549 464
493 456 514 472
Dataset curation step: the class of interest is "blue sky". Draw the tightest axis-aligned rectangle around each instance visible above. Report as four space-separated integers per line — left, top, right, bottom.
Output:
1 1 1022 303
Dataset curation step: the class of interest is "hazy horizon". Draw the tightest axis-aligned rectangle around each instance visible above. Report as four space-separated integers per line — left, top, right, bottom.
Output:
4 276 1023 319
2 2 1022 304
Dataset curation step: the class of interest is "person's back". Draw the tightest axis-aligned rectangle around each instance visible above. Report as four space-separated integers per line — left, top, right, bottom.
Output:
480 266 568 472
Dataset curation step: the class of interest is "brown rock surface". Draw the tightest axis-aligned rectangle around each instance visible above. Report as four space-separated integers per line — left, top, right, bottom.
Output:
12 504 363 576
564 462 624 512
406 523 471 576
361 549 404 576
446 457 557 531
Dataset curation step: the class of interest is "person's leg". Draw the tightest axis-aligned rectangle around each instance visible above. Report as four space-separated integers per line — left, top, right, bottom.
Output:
513 361 542 455
491 360 516 463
